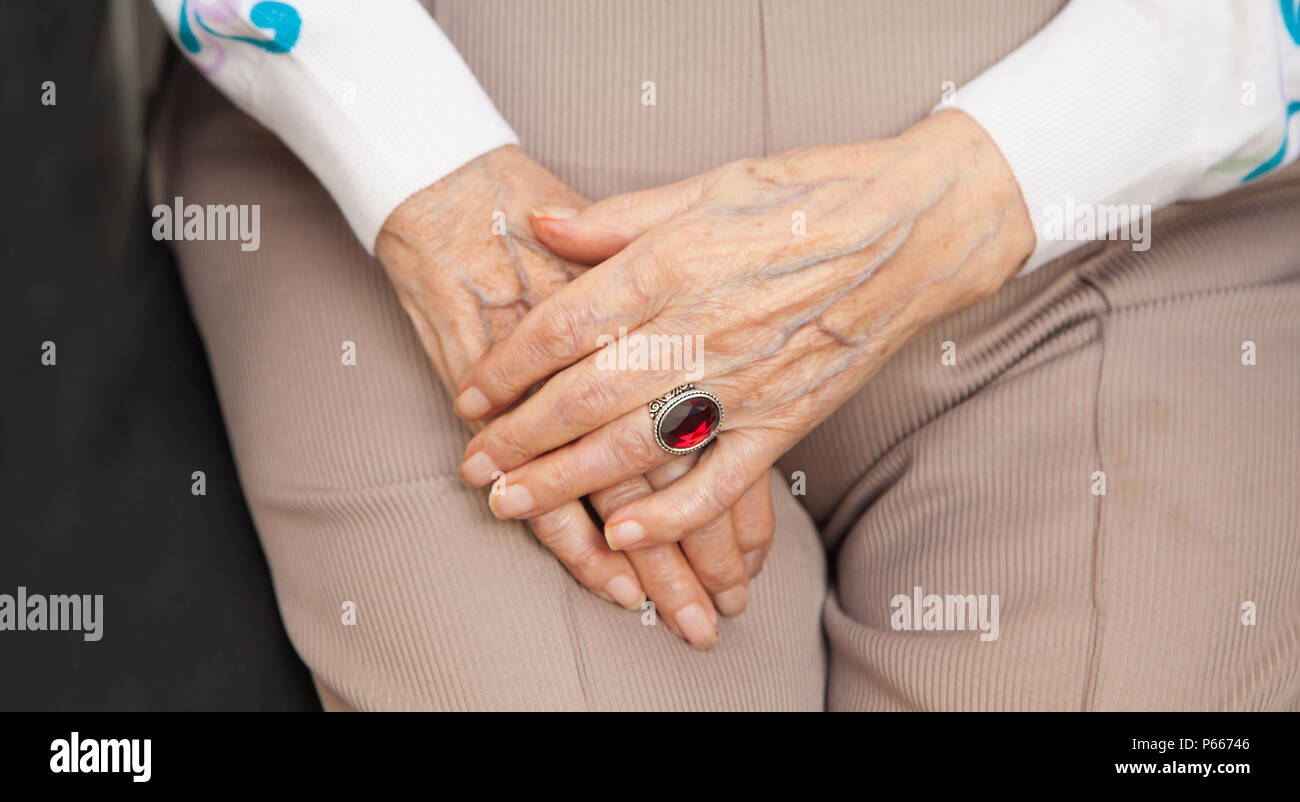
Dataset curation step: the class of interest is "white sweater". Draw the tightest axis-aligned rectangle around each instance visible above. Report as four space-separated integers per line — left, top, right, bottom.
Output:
152 0 1300 274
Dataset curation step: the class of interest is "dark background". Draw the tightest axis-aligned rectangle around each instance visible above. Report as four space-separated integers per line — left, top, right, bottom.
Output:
0 0 318 710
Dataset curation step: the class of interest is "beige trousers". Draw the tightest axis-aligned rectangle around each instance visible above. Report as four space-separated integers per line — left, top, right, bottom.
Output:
150 0 1300 710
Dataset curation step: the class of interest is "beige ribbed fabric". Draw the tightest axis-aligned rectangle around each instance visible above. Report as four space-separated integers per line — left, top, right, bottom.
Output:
150 0 1300 710
786 178 1300 710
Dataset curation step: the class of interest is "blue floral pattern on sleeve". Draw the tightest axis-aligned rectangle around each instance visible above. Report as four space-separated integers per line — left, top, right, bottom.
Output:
179 0 300 67
1242 0 1300 182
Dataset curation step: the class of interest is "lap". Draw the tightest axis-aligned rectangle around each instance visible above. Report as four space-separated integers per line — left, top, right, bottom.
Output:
152 15 1300 708
787 183 1300 710
151 66 828 710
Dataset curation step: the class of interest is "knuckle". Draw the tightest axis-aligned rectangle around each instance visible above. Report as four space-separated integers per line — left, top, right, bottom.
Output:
571 543 609 576
621 257 662 306
560 372 616 427
543 454 582 501
651 452 698 487
537 300 588 364
697 554 747 590
475 356 511 399
675 485 729 536
589 478 650 518
737 498 776 552
614 422 661 471
659 571 697 600
489 421 532 465
528 506 576 549
659 501 698 541
713 460 751 503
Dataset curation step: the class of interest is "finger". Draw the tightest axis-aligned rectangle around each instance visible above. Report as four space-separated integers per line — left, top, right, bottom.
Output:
645 452 750 616
679 513 750 617
453 263 664 422
459 343 678 487
484 406 675 518
729 472 775 579
605 431 775 550
589 463 719 649
525 500 646 610
626 543 720 649
531 174 710 265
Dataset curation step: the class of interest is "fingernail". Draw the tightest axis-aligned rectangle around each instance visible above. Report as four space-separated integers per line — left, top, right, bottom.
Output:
604 520 645 550
459 452 498 487
531 205 578 221
455 387 490 420
714 585 748 617
488 483 534 518
605 576 645 610
744 551 763 577
675 604 719 649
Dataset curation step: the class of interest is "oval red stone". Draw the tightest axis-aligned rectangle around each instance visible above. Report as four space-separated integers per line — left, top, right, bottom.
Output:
659 396 720 450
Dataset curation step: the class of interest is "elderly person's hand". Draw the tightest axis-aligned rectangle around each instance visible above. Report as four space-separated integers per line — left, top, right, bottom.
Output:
454 110 1035 551
376 145 771 647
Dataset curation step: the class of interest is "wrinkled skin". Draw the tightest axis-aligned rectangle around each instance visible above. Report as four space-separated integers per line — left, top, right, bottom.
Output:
454 111 1035 553
375 146 772 649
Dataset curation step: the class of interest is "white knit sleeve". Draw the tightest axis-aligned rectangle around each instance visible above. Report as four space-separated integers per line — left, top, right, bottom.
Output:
151 0 519 253
945 0 1300 274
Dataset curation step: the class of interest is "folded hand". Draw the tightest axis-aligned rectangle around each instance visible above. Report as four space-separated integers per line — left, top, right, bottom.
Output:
455 111 1034 553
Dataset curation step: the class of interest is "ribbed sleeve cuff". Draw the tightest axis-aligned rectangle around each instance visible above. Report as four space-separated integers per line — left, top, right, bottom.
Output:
156 0 518 253
273 3 518 252
946 0 1193 273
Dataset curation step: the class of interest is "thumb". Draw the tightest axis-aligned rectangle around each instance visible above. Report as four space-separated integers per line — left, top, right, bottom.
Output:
530 174 707 265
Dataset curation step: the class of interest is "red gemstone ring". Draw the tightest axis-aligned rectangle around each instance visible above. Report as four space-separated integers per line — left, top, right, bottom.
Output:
648 384 724 455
